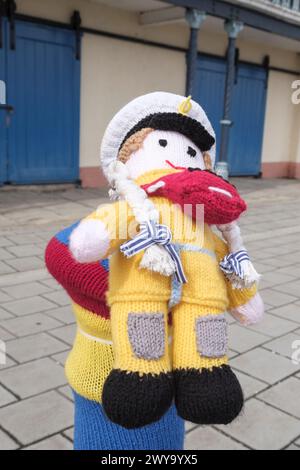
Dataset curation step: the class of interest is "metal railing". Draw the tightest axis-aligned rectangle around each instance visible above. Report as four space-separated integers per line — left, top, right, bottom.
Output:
225 0 300 22
268 0 300 12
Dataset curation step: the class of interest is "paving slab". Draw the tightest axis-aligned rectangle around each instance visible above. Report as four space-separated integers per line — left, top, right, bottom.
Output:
258 377 300 419
260 289 298 308
0 248 15 261
0 291 13 303
0 358 67 398
49 325 77 346
185 426 246 450
1 296 56 316
231 348 300 384
51 350 70 367
0 269 50 287
217 399 300 450
1 282 52 300
246 313 298 338
263 331 300 360
0 429 19 450
6 333 69 363
274 280 300 298
7 244 45 258
0 391 74 445
6 256 46 271
0 385 17 407
43 291 70 307
58 385 74 402
0 312 63 337
229 324 269 353
6 234 43 245
63 427 74 442
46 306 76 325
0 261 15 275
0 236 14 248
234 370 268 400
0 356 17 371
278 265 300 278
0 307 14 321
270 303 300 324
24 434 73 450
41 279 62 290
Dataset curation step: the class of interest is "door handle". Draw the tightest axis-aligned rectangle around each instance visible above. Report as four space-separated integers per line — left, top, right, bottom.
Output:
0 104 14 127
0 104 14 112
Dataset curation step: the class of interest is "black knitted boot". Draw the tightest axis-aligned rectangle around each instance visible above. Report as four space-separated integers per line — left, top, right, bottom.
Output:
174 365 244 425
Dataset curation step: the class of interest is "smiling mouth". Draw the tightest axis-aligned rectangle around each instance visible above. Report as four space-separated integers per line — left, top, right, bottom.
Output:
209 186 233 198
165 160 186 170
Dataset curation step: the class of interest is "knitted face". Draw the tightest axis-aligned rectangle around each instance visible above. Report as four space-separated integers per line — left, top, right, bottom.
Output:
123 130 206 179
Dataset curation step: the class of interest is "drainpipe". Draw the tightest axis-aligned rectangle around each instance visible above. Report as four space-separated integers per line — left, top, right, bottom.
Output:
218 19 244 179
185 8 206 96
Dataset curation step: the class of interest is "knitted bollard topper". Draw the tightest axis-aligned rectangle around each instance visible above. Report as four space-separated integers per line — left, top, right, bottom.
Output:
69 92 264 429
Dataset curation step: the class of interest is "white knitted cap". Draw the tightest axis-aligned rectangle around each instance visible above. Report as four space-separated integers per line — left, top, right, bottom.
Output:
100 91 216 179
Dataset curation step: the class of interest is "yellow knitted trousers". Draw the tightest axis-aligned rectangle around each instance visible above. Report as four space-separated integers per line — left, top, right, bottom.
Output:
110 300 171 375
172 302 228 371
102 300 174 428
171 302 243 425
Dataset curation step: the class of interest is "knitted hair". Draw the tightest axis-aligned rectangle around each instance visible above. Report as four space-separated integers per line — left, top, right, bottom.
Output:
108 158 182 276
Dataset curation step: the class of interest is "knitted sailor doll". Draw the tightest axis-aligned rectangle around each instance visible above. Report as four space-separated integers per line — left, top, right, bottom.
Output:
46 92 264 449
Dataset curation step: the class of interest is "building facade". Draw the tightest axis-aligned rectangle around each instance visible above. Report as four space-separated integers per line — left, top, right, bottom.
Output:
0 0 300 187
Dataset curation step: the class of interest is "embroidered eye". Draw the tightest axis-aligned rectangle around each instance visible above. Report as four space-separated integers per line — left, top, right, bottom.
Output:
187 146 197 158
159 139 168 148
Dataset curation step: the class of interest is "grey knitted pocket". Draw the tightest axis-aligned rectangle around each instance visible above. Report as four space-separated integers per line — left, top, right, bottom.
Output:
195 314 228 358
127 313 165 360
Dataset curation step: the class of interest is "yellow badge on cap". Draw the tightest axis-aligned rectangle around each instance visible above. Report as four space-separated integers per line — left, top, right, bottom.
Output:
178 95 192 116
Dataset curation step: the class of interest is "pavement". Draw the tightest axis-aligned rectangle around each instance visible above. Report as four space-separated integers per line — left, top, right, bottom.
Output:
0 178 300 450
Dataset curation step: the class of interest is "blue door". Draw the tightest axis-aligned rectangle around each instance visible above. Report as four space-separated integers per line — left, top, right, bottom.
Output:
0 19 8 184
194 55 267 176
1 19 80 185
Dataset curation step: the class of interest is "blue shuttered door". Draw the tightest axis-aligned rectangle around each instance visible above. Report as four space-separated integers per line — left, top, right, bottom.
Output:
0 19 7 184
193 57 226 164
194 55 267 176
4 20 80 184
229 64 267 175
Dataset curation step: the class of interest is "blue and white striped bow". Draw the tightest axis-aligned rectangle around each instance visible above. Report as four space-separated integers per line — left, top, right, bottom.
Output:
220 250 250 279
120 221 187 284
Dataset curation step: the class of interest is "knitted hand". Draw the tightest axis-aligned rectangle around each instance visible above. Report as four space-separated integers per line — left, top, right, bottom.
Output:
217 222 261 289
230 292 264 326
70 218 111 263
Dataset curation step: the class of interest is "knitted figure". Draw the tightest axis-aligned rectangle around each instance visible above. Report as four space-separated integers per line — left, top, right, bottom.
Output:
46 92 264 447
68 92 264 430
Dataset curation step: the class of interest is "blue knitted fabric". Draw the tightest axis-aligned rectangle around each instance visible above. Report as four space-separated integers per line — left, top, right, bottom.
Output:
73 391 185 450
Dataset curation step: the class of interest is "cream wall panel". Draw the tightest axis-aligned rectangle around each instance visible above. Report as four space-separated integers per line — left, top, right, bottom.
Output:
261 71 297 164
290 91 300 165
79 34 185 167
